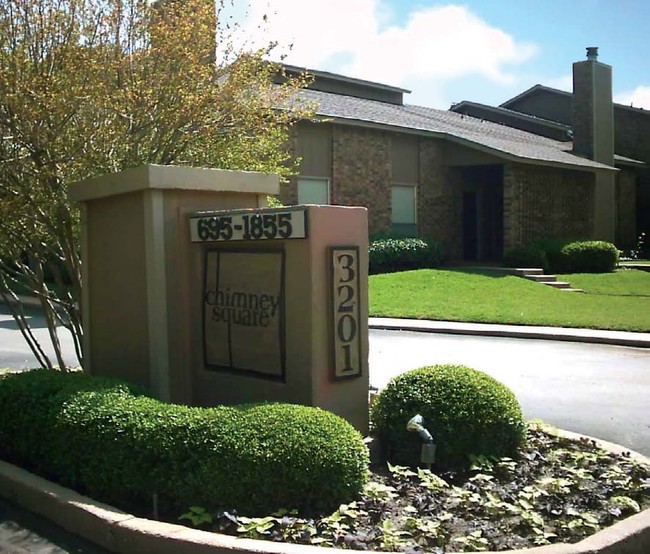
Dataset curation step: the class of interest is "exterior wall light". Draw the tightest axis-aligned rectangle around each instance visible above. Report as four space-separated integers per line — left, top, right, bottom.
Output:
407 414 436 469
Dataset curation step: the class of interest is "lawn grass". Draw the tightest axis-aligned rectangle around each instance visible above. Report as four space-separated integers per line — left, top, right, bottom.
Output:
369 268 650 332
563 269 650 296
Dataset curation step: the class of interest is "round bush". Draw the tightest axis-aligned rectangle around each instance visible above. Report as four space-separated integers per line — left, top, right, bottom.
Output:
371 365 526 468
0 370 368 516
559 240 619 273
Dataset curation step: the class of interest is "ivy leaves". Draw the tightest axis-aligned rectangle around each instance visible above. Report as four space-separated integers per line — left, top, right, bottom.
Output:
178 423 650 552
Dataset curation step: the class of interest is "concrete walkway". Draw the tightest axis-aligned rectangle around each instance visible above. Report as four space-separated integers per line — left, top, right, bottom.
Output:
369 317 650 348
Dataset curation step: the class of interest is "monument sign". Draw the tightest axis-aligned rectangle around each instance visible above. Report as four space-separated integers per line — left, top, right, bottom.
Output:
70 165 369 432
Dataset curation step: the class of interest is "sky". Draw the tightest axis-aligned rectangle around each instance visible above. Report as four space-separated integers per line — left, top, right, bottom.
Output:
224 0 650 111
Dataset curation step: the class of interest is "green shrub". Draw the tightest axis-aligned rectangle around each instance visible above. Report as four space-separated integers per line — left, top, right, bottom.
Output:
512 239 619 274
502 246 547 270
371 365 526 468
528 237 572 273
369 237 443 274
0 370 368 516
559 241 619 273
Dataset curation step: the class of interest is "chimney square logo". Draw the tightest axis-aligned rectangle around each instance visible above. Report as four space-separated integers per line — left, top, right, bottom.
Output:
203 249 285 380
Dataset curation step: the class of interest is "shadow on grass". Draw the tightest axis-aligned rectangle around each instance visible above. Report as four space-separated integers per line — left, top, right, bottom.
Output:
444 268 514 279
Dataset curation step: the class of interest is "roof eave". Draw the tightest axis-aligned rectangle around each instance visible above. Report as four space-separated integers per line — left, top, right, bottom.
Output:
314 114 618 173
451 101 571 131
500 84 572 109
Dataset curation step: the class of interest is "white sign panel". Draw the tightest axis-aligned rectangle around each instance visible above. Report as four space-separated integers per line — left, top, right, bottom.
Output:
190 208 307 242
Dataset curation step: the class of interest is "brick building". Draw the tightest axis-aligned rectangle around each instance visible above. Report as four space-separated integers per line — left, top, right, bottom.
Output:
279 48 644 261
451 47 649 251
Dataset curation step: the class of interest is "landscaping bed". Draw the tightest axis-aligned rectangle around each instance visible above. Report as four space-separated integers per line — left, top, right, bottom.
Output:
2 370 648 553
195 423 650 552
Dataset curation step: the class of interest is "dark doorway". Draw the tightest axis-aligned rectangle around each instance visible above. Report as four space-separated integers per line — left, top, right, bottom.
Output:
462 191 478 260
637 174 650 256
461 165 504 262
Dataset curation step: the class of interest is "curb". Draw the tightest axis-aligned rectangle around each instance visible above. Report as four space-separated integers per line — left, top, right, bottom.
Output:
1 433 649 554
4 298 649 348
369 318 650 348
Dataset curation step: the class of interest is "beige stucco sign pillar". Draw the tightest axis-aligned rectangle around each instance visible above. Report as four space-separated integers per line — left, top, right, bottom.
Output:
69 165 369 432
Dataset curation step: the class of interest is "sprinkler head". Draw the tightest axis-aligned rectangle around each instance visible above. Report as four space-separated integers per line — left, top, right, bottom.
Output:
407 414 425 432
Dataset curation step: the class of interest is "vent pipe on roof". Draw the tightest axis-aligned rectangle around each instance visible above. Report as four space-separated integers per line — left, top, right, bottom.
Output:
586 47 599 61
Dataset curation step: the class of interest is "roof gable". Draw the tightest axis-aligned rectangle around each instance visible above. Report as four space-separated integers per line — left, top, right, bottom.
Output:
280 64 409 105
450 100 571 141
296 87 617 172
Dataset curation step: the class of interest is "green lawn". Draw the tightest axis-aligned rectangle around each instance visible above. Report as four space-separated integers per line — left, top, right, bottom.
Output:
369 268 650 332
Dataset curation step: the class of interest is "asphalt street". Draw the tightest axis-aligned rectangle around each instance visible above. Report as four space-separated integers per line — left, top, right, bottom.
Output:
0 305 647 455
369 328 650 456
0 305 648 454
0 306 78 370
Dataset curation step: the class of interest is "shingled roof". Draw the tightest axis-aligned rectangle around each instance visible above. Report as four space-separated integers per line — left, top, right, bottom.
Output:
295 87 617 172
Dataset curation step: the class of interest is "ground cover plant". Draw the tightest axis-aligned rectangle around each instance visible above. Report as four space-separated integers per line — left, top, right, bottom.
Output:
173 367 649 551
369 268 650 332
180 422 650 552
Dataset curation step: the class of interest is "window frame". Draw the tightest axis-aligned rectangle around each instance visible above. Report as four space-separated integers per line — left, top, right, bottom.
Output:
297 176 331 205
391 183 418 236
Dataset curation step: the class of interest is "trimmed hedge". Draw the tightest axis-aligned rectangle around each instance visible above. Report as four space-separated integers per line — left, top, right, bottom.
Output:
506 239 619 274
371 365 526 468
369 237 443 274
558 241 619 273
0 370 369 516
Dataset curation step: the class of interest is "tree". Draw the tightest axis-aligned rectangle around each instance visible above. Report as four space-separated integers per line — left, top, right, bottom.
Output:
0 0 312 370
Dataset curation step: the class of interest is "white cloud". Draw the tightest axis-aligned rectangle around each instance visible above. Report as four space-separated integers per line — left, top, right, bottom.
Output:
228 1 538 108
615 86 650 110
545 74 573 93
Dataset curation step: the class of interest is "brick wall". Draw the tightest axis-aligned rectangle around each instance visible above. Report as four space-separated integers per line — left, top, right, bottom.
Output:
503 163 594 251
614 108 650 162
287 122 604 259
418 138 463 258
614 108 650 240
331 125 392 235
286 125 463 253
283 123 394 235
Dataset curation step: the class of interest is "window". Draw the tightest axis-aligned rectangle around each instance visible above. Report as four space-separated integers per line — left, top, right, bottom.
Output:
298 177 330 205
391 185 417 236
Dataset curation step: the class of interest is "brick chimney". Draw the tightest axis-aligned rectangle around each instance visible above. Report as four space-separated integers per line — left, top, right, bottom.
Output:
572 47 616 242
572 46 614 165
